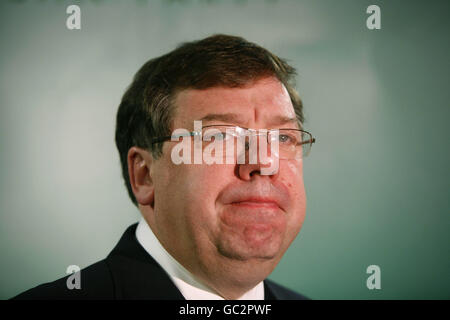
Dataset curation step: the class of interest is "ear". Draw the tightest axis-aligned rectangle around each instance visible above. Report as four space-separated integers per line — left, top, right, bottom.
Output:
127 146 154 207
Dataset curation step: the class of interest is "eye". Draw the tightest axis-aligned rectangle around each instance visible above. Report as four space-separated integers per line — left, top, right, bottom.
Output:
214 132 229 141
203 130 230 141
278 134 295 144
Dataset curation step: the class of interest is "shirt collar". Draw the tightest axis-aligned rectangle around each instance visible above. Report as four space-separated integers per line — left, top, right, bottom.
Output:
135 217 264 300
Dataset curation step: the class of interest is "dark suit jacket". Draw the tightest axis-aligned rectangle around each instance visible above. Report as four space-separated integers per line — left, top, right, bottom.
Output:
12 223 308 300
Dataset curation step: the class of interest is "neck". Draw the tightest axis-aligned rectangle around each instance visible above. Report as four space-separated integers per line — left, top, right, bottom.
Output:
192 250 277 299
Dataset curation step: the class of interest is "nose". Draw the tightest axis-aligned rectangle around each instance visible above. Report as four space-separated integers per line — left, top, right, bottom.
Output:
237 146 280 180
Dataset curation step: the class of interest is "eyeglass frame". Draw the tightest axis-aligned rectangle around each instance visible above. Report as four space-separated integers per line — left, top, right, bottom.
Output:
150 124 316 157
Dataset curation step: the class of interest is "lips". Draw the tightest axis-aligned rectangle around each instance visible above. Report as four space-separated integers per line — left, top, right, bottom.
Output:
220 196 286 237
230 197 280 209
217 180 290 227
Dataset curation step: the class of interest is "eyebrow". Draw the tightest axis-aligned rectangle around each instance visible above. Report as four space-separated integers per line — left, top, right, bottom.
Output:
199 113 242 124
199 113 299 127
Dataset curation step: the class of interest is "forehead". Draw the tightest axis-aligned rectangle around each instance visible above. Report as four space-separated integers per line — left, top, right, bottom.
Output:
172 77 297 129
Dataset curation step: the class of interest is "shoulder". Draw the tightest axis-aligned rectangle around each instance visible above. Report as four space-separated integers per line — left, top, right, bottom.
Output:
264 279 310 300
10 223 184 300
11 259 114 300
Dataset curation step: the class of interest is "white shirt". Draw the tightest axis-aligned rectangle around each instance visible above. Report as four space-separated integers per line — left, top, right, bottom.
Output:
135 217 264 300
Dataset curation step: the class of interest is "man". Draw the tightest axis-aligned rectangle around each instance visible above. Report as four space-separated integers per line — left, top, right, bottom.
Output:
13 34 315 300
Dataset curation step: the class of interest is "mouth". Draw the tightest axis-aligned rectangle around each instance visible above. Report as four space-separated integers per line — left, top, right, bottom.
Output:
219 197 287 256
230 198 280 210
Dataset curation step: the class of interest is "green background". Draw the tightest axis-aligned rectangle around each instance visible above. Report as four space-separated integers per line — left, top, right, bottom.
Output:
0 0 448 299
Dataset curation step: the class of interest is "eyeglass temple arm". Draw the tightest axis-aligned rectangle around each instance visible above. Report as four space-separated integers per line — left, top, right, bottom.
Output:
299 137 316 146
151 132 198 144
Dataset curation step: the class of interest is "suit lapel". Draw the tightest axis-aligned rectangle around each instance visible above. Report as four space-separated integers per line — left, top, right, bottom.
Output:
106 223 185 300
263 280 278 300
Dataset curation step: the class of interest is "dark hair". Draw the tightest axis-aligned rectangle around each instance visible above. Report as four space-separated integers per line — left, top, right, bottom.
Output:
115 34 304 206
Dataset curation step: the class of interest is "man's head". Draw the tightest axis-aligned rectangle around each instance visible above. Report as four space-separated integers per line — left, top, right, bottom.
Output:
115 34 308 298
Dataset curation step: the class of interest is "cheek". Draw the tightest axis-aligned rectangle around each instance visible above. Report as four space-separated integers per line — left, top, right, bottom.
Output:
177 165 236 247
183 165 231 199
152 163 226 249
282 159 305 199
161 162 233 222
280 160 306 234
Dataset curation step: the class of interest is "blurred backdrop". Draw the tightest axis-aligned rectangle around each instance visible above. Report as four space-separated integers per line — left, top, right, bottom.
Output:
0 0 449 299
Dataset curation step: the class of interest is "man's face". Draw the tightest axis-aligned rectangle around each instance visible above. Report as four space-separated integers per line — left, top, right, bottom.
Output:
149 77 306 277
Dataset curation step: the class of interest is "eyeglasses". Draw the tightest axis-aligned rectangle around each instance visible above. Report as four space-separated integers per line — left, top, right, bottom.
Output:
151 125 316 160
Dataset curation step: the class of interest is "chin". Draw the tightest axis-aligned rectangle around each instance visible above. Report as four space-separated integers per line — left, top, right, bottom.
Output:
216 230 284 261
